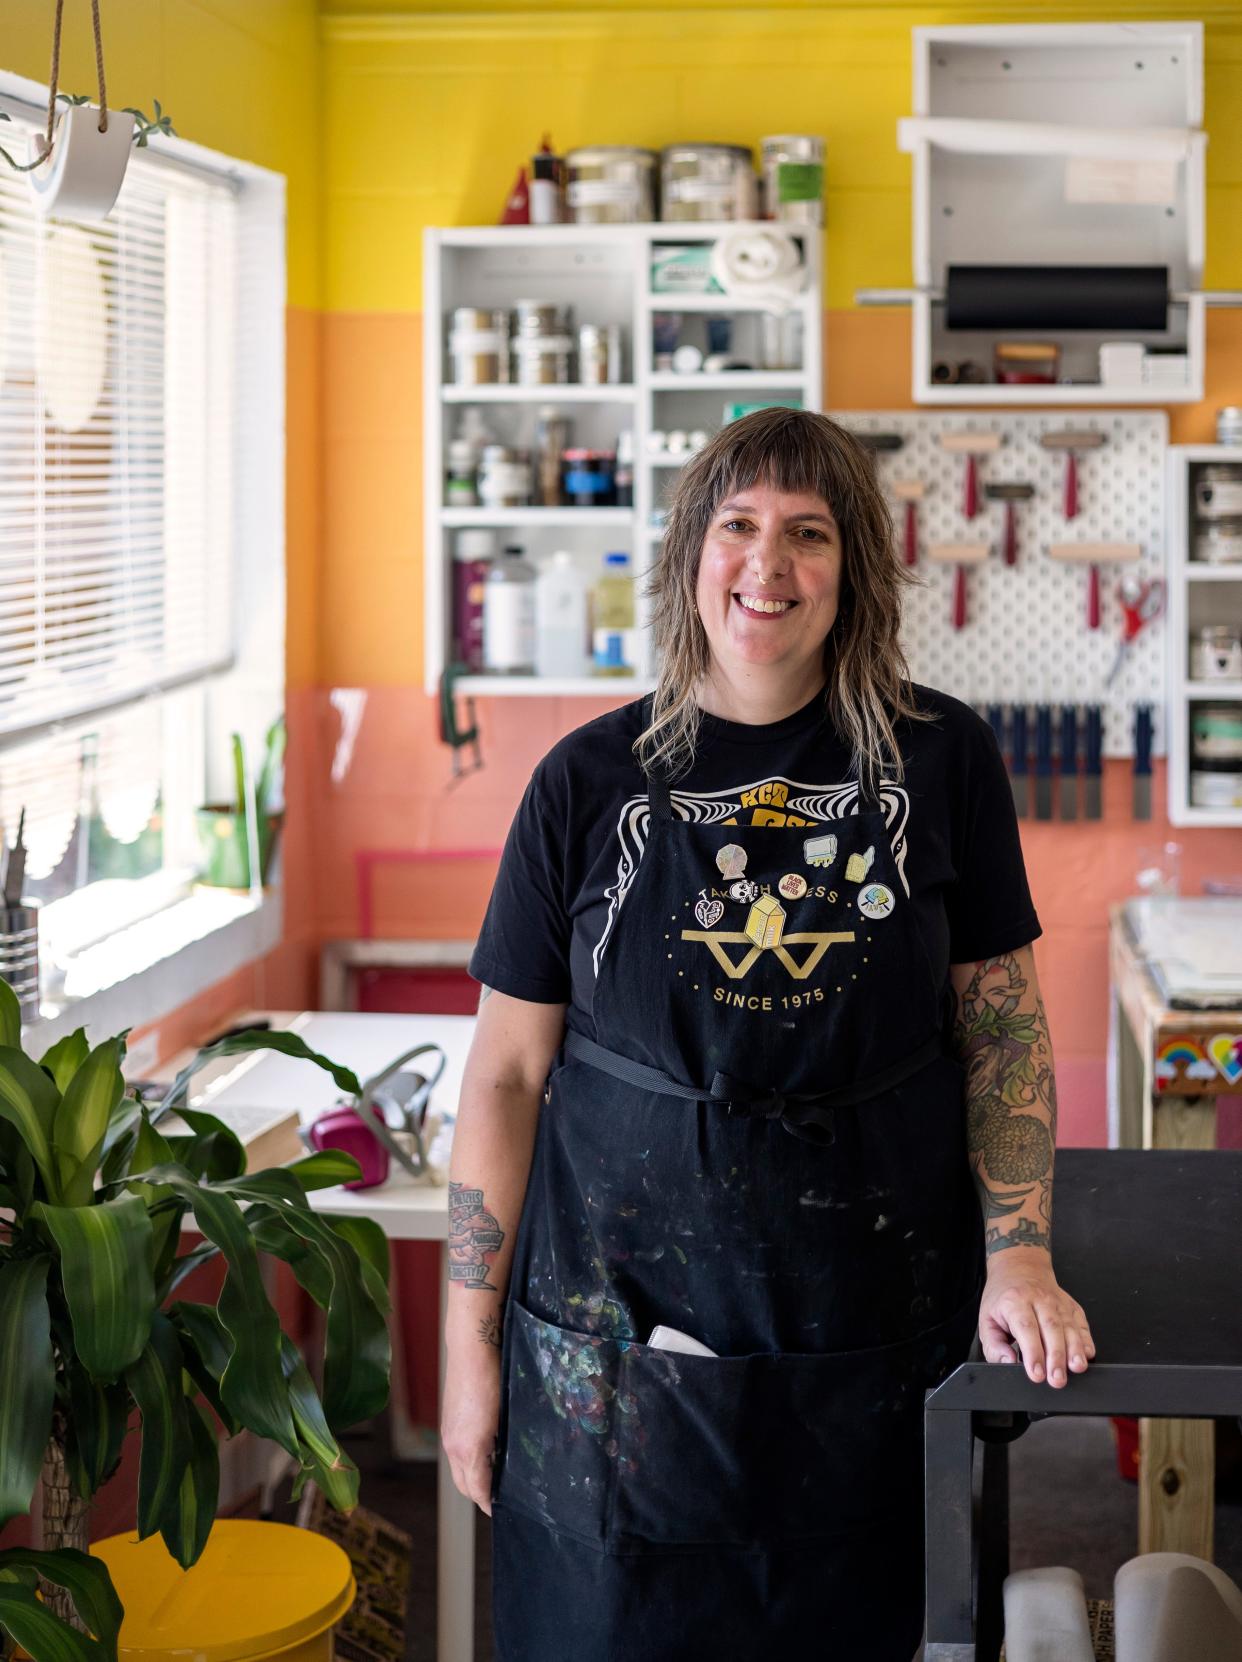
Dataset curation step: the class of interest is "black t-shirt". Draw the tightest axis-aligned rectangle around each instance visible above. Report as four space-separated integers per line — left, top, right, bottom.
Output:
469 685 1042 1035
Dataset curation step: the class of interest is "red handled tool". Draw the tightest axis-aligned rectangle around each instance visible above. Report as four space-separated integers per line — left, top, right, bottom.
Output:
1106 576 1166 686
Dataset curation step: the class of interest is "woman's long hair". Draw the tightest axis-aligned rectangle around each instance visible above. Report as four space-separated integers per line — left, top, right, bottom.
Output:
635 406 936 791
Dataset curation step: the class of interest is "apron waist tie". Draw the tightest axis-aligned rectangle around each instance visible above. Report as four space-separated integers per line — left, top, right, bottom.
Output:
561 1029 947 1145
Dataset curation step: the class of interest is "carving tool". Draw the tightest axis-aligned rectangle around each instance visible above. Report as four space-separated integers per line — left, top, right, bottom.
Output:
928 541 989 629
1011 703 1030 819
891 479 926 565
984 481 1035 567
1039 429 1106 520
1106 575 1166 686
1133 703 1153 821
1048 541 1141 630
1059 704 1079 821
1034 705 1054 821
1084 704 1103 820
938 430 1002 519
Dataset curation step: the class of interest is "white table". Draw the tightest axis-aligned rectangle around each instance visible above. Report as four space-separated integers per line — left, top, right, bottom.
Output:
177 1009 479 1662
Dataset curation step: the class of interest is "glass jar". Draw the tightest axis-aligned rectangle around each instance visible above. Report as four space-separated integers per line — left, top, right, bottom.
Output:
1194 464 1242 520
1191 626 1242 681
1191 515 1242 565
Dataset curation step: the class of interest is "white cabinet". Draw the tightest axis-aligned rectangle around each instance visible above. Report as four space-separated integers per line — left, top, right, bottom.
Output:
897 22 1208 405
423 224 822 696
1166 445 1242 827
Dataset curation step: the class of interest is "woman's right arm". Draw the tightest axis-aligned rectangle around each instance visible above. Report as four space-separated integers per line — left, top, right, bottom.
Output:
441 985 567 1514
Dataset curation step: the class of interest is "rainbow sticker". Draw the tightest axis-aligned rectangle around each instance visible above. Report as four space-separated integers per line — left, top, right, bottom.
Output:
1155 1038 1210 1082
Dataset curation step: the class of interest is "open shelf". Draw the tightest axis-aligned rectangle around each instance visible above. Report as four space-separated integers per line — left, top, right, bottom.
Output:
442 383 636 403
440 507 633 528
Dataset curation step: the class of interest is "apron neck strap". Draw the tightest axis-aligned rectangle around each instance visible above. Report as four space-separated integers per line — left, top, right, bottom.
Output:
646 769 674 820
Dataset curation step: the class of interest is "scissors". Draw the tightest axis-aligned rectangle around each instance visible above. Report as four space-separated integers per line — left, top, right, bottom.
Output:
1105 576 1166 687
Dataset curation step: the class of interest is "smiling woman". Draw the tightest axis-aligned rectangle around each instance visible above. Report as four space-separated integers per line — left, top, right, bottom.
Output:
447 406 1087 1662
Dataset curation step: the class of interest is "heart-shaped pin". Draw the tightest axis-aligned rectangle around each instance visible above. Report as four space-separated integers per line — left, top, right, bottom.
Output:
1208 1034 1242 1086
695 897 724 928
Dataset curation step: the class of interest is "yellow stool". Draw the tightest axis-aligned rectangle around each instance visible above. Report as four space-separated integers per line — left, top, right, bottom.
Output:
92 1520 356 1661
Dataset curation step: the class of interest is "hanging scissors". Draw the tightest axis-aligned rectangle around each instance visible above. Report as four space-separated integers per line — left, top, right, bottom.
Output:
1106 576 1166 687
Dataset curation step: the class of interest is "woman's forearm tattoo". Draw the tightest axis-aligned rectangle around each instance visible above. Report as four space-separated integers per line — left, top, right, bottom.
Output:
448 1181 505 1290
952 953 1057 1258
478 1313 503 1349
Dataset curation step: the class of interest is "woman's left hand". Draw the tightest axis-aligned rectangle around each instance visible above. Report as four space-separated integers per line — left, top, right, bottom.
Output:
977 1246 1096 1388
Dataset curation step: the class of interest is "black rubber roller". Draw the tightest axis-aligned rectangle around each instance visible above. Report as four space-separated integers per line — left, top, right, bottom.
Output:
944 264 1169 332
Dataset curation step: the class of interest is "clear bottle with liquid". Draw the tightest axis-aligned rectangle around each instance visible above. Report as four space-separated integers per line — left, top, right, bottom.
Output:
535 550 592 678
483 544 537 674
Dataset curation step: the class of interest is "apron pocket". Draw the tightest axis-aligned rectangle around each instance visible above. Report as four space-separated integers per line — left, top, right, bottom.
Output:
496 1294 978 1553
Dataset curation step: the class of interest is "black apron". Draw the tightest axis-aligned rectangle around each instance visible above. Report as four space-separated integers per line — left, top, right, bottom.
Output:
491 754 984 1662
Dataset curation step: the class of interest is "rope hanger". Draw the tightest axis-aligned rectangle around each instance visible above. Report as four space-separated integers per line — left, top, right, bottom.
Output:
3 0 109 173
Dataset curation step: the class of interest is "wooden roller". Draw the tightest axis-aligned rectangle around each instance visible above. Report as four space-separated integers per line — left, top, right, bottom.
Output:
928 540 989 630
1049 541 1141 630
891 479 927 565
938 430 1002 519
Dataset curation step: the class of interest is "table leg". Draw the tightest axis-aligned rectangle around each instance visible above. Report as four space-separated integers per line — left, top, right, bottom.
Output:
1139 1100 1218 1558
925 1407 976 1662
976 1439 1009 1662
438 1240 477 1662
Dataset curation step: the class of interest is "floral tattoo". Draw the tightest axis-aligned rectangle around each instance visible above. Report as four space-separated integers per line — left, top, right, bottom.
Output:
952 953 1057 1258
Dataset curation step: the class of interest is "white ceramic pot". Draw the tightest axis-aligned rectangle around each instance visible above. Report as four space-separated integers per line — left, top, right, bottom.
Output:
26 103 135 221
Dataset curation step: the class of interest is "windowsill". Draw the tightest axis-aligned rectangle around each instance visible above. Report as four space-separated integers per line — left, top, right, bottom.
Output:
21 883 283 1053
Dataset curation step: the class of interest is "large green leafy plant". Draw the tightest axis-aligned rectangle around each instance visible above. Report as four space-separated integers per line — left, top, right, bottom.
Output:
0 981 388 1660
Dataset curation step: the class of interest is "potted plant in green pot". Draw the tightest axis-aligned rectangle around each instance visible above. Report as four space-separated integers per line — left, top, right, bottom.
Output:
195 718 286 892
0 979 389 1657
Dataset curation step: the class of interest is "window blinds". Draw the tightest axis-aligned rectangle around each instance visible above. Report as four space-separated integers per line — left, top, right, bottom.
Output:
0 112 238 755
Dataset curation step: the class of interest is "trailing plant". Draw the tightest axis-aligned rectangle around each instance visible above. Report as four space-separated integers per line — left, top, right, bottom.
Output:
0 98 175 174
0 980 388 1660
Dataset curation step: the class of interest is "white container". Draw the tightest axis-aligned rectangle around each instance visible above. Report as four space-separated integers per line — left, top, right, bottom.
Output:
534 551 593 678
483 545 537 674
27 104 135 222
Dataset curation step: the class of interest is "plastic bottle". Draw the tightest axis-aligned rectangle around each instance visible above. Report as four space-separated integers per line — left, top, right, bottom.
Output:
534 551 592 678
614 429 634 507
452 529 497 670
483 544 537 673
592 551 636 675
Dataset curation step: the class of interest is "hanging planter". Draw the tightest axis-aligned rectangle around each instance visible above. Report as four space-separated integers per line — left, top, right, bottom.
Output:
0 0 174 223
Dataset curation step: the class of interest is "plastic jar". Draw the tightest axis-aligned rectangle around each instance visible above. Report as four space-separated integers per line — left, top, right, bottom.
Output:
660 144 756 223
561 447 616 506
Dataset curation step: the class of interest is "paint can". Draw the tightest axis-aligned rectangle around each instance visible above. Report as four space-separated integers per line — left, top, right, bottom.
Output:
760 134 825 224
660 144 756 223
565 147 658 224
448 306 510 385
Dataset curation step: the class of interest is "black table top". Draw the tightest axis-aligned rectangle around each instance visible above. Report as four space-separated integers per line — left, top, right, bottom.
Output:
1049 1149 1242 1370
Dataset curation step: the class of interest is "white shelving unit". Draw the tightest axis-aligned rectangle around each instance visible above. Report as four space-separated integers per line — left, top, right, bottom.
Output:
1166 445 1242 827
423 223 822 697
901 22 1207 406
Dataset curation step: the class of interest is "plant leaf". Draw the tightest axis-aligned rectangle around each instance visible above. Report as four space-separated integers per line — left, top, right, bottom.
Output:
53 1040 125 1201
34 1196 155 1381
63 1364 129 1501
0 1117 36 1216
0 1548 121 1660
0 1045 62 1197
134 1170 297 1454
0 1257 53 1527
126 1313 192 1541
154 1032 360 1122
280 1335 358 1513
0 1578 109 1662
234 1197 389 1428
160 1397 218 1569
0 979 19 1047
38 1031 89 1096
168 1302 239 1435
325 1215 391 1304
283 1149 363 1191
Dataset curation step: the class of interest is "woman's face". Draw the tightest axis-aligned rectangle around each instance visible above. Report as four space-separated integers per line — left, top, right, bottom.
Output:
695 479 843 683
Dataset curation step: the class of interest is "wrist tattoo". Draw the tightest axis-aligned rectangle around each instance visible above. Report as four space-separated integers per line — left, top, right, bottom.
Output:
986 1218 1051 1255
449 1181 505 1291
478 1313 503 1349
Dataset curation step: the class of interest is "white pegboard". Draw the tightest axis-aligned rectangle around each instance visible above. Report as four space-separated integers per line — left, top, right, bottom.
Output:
838 409 1168 757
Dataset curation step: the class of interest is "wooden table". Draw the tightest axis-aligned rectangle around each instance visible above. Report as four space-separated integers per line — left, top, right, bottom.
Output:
1107 900 1242 1560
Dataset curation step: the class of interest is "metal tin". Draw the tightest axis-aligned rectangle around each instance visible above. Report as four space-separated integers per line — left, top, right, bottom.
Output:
565 146 658 224
1216 407 1242 447
1194 464 1242 520
512 337 572 385
447 306 510 385
513 300 572 337
578 324 610 385
1191 626 1242 681
1191 515 1242 565
1191 704 1242 762
660 143 755 223
0 903 39 1024
760 134 825 224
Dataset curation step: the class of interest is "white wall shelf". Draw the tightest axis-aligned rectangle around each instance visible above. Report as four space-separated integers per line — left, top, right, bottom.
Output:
424 222 822 696
442 384 636 404
902 22 1207 407
1166 444 1242 827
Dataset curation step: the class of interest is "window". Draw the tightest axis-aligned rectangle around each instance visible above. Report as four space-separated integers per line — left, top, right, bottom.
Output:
0 86 285 1018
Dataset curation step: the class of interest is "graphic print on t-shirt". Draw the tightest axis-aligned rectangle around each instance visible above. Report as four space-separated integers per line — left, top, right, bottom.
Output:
592 773 911 980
